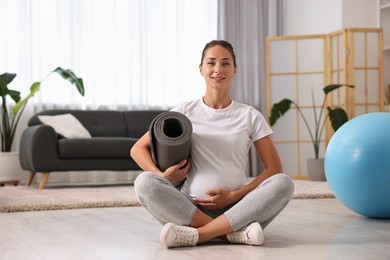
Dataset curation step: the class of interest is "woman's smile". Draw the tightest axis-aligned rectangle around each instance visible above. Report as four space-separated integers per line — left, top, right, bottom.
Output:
211 75 226 81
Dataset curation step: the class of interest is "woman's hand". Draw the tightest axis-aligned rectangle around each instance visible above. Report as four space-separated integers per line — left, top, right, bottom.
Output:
194 189 240 210
162 159 191 183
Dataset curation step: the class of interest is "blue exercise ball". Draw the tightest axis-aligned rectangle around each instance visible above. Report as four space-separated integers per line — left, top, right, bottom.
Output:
325 112 390 218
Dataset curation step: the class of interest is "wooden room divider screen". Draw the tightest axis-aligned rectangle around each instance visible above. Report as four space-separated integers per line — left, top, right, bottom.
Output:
266 28 384 179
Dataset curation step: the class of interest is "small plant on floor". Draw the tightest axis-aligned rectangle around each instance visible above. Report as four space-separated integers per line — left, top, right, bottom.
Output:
0 68 84 152
269 84 354 159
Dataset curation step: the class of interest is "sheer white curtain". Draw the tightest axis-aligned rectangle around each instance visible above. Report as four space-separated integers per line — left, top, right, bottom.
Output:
0 0 218 112
0 0 218 183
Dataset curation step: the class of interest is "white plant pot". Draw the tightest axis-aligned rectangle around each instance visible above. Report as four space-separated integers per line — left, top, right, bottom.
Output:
307 158 326 181
0 152 22 183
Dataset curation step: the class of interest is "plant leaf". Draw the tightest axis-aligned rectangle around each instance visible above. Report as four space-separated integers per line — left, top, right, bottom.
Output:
30 81 41 93
0 85 21 103
323 84 354 94
327 107 349 131
0 73 17 88
54 67 85 96
269 99 293 126
0 73 18 99
12 82 41 116
8 89 21 103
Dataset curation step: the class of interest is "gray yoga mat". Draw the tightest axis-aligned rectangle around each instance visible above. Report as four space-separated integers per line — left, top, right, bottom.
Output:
149 111 192 171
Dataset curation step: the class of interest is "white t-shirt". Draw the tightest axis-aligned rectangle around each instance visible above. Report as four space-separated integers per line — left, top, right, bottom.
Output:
171 98 273 198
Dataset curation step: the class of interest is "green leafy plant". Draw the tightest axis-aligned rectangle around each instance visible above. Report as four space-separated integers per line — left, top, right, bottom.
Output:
269 84 354 159
0 68 84 152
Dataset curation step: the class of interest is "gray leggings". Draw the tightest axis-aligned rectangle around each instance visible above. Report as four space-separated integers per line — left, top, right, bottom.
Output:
134 172 294 231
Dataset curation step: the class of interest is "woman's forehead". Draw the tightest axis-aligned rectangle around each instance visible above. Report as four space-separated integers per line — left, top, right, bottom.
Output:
204 46 233 59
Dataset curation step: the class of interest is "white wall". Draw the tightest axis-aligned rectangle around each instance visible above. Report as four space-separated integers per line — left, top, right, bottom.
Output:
286 0 342 35
342 0 378 28
286 0 378 35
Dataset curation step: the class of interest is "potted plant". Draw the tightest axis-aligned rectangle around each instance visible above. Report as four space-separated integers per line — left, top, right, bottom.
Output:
0 67 84 183
269 84 354 181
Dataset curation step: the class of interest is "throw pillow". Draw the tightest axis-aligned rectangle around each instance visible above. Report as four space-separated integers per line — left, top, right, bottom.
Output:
38 113 92 138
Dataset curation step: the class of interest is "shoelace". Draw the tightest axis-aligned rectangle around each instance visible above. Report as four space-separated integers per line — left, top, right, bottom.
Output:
229 228 251 243
172 227 197 246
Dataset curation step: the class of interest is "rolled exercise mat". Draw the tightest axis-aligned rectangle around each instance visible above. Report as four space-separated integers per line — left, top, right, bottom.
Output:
149 111 192 171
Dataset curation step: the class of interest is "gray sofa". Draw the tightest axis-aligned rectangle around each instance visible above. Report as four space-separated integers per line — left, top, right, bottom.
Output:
19 109 164 189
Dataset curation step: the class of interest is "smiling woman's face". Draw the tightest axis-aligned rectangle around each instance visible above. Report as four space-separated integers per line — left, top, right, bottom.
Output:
199 45 237 91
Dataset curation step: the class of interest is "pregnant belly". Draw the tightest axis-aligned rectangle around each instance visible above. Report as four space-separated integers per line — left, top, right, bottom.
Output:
185 172 245 198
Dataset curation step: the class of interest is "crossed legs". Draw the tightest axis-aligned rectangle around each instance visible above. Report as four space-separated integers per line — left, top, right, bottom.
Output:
134 171 294 246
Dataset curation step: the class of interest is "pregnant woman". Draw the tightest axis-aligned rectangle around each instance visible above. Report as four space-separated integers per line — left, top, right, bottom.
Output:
130 40 294 248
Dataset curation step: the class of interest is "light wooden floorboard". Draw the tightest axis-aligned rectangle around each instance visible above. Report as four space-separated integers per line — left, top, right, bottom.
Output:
0 199 389 260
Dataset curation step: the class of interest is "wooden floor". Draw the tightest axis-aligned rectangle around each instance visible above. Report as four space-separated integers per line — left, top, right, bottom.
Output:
1 199 389 260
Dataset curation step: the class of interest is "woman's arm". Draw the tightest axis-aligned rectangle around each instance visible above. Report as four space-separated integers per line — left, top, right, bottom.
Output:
236 135 283 197
130 132 162 174
130 132 191 183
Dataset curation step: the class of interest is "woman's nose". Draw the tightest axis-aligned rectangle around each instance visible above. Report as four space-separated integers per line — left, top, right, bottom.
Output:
214 64 223 73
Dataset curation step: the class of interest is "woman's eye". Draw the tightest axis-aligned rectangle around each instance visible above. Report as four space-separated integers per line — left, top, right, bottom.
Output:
207 62 215 66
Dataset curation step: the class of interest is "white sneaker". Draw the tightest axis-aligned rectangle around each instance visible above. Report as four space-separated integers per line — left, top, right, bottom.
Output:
160 223 199 248
226 222 264 246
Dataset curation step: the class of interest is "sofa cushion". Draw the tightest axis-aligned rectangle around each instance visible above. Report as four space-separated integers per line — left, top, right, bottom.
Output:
70 111 128 137
124 110 165 138
58 137 138 159
38 114 91 138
